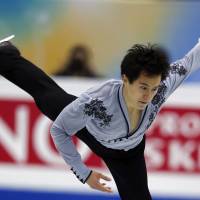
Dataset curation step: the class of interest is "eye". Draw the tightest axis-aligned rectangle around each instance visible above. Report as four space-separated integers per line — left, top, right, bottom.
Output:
152 88 158 92
140 86 147 90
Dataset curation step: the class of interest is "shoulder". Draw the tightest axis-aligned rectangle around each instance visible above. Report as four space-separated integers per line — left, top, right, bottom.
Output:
85 79 122 99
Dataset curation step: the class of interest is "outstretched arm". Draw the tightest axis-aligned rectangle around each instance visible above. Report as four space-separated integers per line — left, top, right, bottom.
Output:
165 38 200 94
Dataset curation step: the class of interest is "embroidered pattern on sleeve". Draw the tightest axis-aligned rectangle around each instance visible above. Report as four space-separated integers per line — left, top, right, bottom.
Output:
170 62 187 76
146 62 188 129
83 99 113 127
146 82 167 129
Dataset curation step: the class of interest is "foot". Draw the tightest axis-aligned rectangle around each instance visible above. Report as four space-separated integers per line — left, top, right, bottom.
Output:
0 41 20 56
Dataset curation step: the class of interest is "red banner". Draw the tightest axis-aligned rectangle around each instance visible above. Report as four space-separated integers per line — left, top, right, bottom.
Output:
0 99 103 168
0 99 200 173
146 106 200 173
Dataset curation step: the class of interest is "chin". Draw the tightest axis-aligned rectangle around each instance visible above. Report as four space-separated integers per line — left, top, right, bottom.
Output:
137 103 147 110
138 107 146 110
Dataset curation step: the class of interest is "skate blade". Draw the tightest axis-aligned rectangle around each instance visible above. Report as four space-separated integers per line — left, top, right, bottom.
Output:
0 35 15 43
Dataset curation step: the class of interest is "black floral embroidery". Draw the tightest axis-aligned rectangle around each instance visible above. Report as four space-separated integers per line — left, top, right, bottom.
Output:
146 61 187 129
170 62 187 76
146 82 167 129
152 83 167 106
100 137 125 144
83 99 113 127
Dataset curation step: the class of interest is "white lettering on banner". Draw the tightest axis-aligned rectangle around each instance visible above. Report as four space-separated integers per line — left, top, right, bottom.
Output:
33 114 92 165
169 141 196 170
33 115 65 165
180 113 200 137
158 112 180 136
0 106 28 162
147 112 177 136
148 111 200 138
145 139 165 169
146 140 200 171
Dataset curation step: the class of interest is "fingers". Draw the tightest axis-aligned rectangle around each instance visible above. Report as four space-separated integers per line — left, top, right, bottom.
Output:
95 182 113 193
86 171 113 193
101 183 112 192
99 173 112 181
96 174 112 193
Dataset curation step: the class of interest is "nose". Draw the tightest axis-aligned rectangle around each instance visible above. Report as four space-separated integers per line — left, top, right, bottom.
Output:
143 96 149 102
143 91 151 102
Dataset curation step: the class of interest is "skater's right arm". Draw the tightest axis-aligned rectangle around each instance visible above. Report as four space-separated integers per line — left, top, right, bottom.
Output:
50 93 112 192
50 124 92 183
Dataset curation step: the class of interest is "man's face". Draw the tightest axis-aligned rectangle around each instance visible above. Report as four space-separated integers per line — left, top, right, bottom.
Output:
122 72 161 110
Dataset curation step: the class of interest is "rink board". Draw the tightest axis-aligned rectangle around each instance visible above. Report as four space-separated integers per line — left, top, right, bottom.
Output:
0 78 200 200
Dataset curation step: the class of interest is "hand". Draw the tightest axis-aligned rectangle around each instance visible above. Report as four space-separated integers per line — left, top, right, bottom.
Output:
86 171 113 193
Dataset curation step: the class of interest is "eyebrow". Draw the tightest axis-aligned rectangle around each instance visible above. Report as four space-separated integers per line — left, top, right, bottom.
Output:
139 82 160 88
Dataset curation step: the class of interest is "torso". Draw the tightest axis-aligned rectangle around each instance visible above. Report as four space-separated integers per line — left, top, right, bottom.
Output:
128 110 143 132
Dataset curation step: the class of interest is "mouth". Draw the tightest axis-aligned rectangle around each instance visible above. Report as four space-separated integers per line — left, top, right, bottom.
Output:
138 101 148 105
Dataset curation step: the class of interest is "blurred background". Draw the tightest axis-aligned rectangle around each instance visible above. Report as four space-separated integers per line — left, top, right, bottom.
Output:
0 0 200 200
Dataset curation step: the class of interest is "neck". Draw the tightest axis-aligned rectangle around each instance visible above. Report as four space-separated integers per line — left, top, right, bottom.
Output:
122 85 139 114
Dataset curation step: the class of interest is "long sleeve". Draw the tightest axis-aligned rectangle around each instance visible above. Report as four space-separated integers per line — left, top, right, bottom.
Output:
50 125 92 183
50 93 92 183
166 39 200 94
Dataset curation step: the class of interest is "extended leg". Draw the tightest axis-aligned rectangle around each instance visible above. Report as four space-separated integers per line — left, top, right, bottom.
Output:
0 42 76 121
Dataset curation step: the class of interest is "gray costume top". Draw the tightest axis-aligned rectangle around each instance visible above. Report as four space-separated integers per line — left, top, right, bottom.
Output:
50 40 200 183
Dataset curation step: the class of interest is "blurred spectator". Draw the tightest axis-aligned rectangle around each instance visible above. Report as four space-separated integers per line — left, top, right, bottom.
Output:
54 44 100 77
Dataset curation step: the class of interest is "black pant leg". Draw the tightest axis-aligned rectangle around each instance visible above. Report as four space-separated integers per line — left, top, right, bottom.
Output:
0 43 100 154
103 147 152 200
0 43 76 121
76 131 152 200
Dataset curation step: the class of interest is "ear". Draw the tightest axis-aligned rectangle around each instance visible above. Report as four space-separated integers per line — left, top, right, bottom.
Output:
122 74 128 83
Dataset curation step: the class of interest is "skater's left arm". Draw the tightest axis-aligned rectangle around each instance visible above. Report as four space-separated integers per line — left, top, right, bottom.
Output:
165 39 200 94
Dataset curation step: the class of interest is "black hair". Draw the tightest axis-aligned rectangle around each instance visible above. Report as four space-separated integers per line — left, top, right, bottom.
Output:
121 44 170 83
